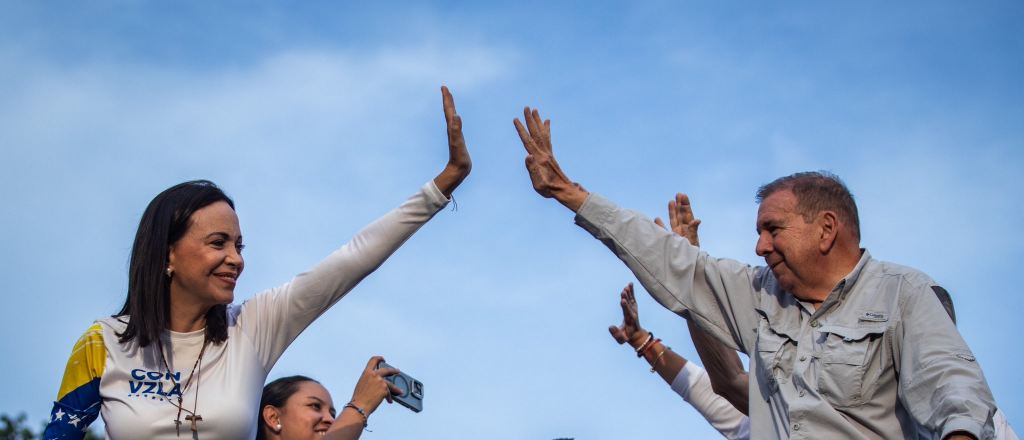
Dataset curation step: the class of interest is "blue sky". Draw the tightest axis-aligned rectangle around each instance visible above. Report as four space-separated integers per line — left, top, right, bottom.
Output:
1 1 1022 438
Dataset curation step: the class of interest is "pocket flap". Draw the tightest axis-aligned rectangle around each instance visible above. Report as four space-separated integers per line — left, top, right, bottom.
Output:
818 323 886 342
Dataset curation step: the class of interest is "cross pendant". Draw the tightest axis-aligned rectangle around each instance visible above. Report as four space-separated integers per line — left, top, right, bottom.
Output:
186 414 203 432
174 404 183 434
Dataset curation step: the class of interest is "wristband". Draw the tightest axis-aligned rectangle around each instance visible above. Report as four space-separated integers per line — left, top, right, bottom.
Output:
344 403 370 430
642 338 662 359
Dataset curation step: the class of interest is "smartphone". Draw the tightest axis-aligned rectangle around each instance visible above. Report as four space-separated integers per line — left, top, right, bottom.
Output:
377 362 424 413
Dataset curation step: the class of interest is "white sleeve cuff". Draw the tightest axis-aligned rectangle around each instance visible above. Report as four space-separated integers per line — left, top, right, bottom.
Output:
425 180 451 206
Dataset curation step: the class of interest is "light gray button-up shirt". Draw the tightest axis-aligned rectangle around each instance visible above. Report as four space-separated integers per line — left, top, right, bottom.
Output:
576 193 996 440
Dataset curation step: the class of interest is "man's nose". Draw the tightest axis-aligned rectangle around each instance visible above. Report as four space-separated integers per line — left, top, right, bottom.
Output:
755 233 772 257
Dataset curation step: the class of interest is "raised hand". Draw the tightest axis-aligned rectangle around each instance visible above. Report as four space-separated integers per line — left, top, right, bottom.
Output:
608 283 650 349
433 86 472 198
654 193 701 246
513 106 588 212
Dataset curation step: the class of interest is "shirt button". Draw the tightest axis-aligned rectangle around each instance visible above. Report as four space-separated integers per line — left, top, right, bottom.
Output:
810 320 818 327
800 356 807 361
793 424 800 431
799 390 805 397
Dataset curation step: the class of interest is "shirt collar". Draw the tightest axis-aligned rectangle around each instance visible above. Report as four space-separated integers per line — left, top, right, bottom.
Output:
812 249 872 318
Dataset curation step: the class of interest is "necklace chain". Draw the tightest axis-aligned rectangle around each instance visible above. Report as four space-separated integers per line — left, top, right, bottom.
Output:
160 339 209 435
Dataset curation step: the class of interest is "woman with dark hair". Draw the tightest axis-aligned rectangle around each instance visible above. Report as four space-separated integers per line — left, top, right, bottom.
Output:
44 87 471 439
257 357 399 440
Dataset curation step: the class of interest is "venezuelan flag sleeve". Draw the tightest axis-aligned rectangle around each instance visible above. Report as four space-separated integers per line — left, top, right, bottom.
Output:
43 323 105 439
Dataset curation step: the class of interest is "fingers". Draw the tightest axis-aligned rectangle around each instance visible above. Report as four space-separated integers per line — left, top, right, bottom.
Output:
667 199 679 232
385 380 404 397
523 107 540 144
654 217 667 230
689 219 701 246
678 193 691 210
441 86 456 122
543 119 551 146
609 325 627 344
677 193 694 222
441 86 466 153
514 118 535 152
365 355 386 371
448 113 464 137
376 366 400 377
351 356 397 415
516 107 550 154
618 294 631 320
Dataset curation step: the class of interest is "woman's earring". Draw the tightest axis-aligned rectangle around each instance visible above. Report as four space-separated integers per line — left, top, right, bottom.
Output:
275 424 281 431
166 267 173 277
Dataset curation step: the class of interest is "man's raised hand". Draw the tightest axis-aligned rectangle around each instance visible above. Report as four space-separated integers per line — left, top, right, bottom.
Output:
513 106 588 212
654 193 701 246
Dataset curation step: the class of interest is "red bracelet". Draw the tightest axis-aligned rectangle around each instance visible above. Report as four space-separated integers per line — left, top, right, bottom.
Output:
643 338 662 359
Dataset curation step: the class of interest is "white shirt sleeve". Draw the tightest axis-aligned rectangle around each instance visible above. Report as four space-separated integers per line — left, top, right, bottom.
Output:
238 181 450 371
995 408 1019 440
670 361 750 440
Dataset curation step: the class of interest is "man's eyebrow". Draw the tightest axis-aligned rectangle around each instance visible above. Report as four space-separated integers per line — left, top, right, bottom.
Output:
757 219 782 233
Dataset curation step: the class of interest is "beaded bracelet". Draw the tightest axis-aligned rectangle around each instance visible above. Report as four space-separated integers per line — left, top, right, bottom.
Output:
635 332 654 357
344 403 370 431
650 345 670 373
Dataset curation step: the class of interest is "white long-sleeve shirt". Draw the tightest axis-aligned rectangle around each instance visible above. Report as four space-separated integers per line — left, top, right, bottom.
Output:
671 361 750 440
46 181 449 439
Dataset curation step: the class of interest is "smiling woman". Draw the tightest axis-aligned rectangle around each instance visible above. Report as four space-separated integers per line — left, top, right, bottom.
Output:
258 376 336 440
42 86 471 440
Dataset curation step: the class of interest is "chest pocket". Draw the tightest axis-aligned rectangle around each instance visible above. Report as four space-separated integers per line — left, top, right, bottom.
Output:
755 325 793 401
816 323 887 408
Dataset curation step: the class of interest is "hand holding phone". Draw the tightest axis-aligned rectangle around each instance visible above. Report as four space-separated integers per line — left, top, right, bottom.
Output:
377 361 424 413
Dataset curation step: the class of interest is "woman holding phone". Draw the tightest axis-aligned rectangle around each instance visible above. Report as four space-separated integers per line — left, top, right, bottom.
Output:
256 357 401 440
44 87 470 440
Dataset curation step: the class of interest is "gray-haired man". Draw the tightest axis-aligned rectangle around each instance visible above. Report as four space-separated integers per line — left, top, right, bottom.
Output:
514 107 997 439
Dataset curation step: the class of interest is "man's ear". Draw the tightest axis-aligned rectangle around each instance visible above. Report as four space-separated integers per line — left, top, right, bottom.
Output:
818 211 839 253
262 405 282 433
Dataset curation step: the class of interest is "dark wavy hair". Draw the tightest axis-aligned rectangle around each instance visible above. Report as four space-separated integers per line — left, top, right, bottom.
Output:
115 180 234 347
257 376 320 440
755 171 861 241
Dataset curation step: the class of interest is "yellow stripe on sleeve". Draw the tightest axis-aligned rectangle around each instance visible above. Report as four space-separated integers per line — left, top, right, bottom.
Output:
56 323 106 401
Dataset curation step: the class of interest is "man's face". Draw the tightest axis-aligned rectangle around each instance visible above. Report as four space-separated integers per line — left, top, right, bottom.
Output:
755 190 822 299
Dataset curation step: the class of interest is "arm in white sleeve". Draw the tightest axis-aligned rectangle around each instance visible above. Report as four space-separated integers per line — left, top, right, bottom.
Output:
995 408 1019 440
242 181 450 370
671 361 750 440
